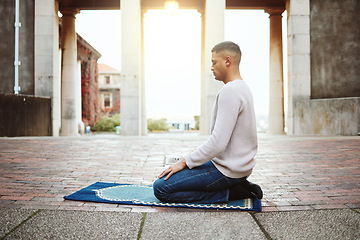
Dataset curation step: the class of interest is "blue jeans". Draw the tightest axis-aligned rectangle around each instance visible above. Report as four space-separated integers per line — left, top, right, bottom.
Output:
153 161 247 204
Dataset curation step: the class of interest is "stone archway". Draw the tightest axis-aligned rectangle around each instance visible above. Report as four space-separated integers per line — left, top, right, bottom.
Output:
120 0 289 135
36 0 296 136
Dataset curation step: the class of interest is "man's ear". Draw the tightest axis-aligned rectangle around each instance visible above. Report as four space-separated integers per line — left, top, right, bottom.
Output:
225 56 231 66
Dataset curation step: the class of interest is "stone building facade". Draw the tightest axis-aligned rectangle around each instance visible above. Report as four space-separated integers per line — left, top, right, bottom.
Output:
0 0 359 136
98 63 121 117
292 0 360 135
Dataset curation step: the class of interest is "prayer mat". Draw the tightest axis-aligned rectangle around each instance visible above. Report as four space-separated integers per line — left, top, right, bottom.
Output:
64 182 262 211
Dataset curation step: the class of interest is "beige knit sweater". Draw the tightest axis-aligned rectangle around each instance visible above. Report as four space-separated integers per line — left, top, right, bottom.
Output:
185 79 258 178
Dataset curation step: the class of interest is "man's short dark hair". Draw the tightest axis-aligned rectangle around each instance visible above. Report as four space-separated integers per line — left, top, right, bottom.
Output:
211 41 242 60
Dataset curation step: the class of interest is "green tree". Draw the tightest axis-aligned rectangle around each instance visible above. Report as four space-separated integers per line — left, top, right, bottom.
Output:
193 115 199 130
147 118 169 132
91 114 120 132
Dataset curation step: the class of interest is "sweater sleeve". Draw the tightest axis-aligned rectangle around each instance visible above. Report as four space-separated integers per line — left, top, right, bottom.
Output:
185 85 241 169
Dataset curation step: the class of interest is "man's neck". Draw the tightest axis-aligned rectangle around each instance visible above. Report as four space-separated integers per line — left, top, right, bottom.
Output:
223 72 242 84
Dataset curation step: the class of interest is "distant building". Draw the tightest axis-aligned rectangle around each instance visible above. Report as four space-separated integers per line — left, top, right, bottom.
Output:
98 63 121 116
167 119 197 132
77 34 102 128
169 122 191 132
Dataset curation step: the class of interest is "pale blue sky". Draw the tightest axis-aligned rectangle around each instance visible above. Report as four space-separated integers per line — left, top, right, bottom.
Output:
75 9 287 121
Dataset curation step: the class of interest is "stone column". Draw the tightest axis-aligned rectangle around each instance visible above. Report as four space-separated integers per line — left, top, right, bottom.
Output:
266 8 285 134
200 0 225 135
140 10 147 135
34 0 61 136
286 0 311 135
120 0 142 135
60 8 80 136
77 60 85 134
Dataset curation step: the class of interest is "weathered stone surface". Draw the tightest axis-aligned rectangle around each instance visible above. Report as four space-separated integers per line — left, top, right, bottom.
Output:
255 209 360 240
7 210 142 240
0 208 37 239
141 212 266 240
294 97 360 135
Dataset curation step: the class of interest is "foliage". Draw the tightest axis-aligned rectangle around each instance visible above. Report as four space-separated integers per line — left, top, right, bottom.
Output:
80 60 100 126
193 115 200 130
91 114 120 132
147 118 169 132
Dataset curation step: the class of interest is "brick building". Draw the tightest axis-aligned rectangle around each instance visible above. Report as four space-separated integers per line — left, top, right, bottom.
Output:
77 34 102 127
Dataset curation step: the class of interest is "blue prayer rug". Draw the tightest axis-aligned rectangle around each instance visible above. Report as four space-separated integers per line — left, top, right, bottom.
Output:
64 182 262 211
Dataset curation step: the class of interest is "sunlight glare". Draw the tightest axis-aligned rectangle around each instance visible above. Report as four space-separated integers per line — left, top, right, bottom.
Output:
144 10 201 122
164 0 179 16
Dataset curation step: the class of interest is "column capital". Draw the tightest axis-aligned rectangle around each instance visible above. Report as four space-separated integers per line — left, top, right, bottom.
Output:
265 7 284 16
60 8 79 17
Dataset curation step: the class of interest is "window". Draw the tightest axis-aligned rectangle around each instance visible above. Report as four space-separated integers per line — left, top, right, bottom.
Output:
104 76 110 84
104 93 111 108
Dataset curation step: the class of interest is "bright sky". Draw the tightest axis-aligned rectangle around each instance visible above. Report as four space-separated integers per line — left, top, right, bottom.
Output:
75 9 287 122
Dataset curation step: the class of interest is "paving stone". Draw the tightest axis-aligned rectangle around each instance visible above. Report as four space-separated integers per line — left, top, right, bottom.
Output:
140 212 266 240
6 210 143 240
0 208 37 238
254 209 360 240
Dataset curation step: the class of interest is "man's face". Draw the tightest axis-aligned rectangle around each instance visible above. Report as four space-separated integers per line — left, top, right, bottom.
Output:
211 51 226 81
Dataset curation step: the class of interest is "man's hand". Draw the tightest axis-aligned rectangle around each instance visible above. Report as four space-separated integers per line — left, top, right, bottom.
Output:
158 158 187 181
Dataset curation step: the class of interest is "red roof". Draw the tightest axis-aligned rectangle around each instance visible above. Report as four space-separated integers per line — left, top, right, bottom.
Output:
98 63 120 73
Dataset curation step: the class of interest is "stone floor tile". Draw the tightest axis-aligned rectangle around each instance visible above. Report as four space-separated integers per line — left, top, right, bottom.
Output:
0 208 37 238
255 209 360 240
141 212 266 239
6 210 143 240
